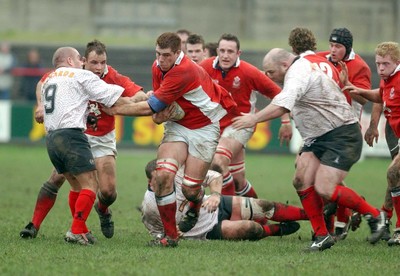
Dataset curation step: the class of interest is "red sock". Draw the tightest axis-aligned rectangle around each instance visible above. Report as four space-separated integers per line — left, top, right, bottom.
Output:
297 186 327 236
188 188 204 215
336 205 351 224
156 193 178 239
382 205 393 220
221 172 235 196
270 202 308 221
97 201 109 214
236 180 258 198
262 224 280 237
71 189 96 234
326 214 335 235
330 186 379 217
68 190 79 217
31 184 58 229
391 195 400 229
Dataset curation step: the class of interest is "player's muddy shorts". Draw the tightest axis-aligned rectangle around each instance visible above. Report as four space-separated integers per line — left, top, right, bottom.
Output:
46 128 96 175
385 121 399 159
86 130 117 158
162 121 220 163
206 195 233 240
300 123 362 171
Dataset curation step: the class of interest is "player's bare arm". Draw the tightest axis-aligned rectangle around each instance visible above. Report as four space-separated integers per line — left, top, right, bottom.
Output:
232 104 289 130
364 102 383 147
34 80 45 124
201 171 222 213
343 86 382 103
130 90 148 103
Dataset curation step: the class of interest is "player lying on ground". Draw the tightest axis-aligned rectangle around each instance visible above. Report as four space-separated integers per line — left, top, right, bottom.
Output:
141 159 308 242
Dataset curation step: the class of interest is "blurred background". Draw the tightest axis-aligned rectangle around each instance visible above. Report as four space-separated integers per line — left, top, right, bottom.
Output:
1 0 399 155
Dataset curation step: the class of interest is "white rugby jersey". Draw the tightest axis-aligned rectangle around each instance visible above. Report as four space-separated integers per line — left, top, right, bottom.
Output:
271 57 358 145
141 168 220 240
43 67 124 132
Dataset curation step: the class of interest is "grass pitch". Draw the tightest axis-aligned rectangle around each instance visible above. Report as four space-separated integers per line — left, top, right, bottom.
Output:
0 144 398 275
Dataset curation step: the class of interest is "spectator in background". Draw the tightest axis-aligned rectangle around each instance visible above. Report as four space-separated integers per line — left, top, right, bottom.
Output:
0 42 16 100
176 29 191 54
20 48 43 102
205 42 218 58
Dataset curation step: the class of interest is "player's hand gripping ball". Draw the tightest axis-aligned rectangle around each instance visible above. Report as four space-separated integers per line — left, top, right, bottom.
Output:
170 102 185 121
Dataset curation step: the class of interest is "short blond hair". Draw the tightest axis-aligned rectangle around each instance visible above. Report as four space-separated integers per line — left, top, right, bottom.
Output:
375 42 400 62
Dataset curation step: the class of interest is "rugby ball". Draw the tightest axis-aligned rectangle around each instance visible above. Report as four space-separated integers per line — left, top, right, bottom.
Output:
170 101 185 121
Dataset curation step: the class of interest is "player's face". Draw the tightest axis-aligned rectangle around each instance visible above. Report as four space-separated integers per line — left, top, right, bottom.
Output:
186 43 205 64
375 54 400 80
155 46 180 72
329 42 346 62
84 51 107 77
263 61 286 85
217 39 241 71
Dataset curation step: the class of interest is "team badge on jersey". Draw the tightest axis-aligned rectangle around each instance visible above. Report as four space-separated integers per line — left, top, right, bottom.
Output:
233 76 241 89
389 87 395 99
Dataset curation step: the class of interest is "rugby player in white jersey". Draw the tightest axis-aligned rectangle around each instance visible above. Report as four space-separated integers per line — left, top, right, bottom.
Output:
42 47 128 245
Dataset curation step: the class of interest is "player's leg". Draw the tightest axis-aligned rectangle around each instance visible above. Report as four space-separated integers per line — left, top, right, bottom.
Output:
386 153 400 246
175 122 220 234
64 170 97 245
94 155 117 238
230 148 258 198
87 132 117 238
52 129 97 245
20 168 65 238
211 139 237 195
315 124 386 245
212 126 252 196
148 141 186 246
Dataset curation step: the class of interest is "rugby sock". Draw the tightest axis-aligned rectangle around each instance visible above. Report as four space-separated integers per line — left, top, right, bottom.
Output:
270 202 308 221
331 185 380 217
188 188 204 214
71 189 95 234
297 186 327 236
31 182 59 229
335 205 351 225
221 172 235 196
236 180 258 198
381 205 393 220
390 187 400 228
68 190 79 217
262 224 280 237
156 192 178 239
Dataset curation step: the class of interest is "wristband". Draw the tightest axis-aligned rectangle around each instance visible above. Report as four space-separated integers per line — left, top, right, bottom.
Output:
281 120 291 124
211 191 221 197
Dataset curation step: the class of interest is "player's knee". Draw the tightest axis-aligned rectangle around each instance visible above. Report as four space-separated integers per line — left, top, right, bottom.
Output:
98 190 117 206
210 163 223 174
292 177 303 190
387 164 400 187
42 181 60 195
48 173 66 188
182 176 204 202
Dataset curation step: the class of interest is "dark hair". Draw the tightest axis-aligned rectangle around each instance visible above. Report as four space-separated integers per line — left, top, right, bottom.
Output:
145 159 157 180
156 32 181 52
176 29 191 36
329 28 353 58
186 34 205 48
85 39 107 58
288 27 317 55
218 33 240 50
205 42 218 57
